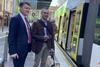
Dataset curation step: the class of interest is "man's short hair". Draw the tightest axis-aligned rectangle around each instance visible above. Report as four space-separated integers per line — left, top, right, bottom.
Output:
19 2 31 7
41 7 48 13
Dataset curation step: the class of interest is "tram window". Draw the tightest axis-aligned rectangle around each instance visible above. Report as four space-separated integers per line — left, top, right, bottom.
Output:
63 13 68 32
94 5 100 45
74 11 81 34
57 16 62 41
63 13 66 28
98 5 100 17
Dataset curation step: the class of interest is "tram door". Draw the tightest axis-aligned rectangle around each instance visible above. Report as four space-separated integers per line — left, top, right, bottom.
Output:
67 10 76 56
61 13 70 49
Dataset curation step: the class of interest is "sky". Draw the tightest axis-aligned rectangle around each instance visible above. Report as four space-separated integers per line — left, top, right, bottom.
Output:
50 0 67 6
50 0 59 6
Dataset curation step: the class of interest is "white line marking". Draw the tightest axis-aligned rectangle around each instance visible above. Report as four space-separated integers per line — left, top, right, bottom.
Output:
0 35 8 39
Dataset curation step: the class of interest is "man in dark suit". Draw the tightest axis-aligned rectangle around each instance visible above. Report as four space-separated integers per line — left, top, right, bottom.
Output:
32 8 55 67
8 2 31 67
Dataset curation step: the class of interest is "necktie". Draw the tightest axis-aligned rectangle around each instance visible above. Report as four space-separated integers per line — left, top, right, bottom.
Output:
24 17 31 43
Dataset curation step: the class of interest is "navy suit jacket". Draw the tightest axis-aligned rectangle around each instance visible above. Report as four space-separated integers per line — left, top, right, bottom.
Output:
8 14 31 55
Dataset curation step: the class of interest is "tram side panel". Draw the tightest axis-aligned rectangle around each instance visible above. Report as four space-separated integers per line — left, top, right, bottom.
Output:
77 3 89 65
90 4 100 67
55 2 90 66
55 3 68 48
67 3 90 66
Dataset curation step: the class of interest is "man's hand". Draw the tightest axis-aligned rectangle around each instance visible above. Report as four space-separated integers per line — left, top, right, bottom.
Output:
49 49 55 59
49 49 55 55
49 49 54 53
10 53 19 59
44 35 49 41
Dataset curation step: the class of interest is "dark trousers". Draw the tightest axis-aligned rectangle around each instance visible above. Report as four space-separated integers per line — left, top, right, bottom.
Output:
13 52 28 67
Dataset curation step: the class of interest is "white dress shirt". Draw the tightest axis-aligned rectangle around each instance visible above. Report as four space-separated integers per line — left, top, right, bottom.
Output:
19 13 31 43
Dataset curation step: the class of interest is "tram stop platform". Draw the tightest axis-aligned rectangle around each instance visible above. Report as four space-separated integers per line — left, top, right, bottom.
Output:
0 34 77 67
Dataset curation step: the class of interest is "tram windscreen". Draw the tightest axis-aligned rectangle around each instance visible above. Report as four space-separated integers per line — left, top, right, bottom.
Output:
94 5 100 45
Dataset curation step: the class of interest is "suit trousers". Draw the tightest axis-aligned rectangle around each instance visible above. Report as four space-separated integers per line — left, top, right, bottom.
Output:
13 52 28 67
33 43 49 67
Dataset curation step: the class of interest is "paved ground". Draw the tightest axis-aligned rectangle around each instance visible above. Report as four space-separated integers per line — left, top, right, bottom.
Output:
0 27 73 67
0 35 7 66
0 26 8 66
0 26 8 59
0 38 5 58
4 52 35 67
0 26 8 32
4 43 71 67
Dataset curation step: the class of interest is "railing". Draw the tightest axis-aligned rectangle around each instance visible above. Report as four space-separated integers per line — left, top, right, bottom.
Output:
0 33 8 67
